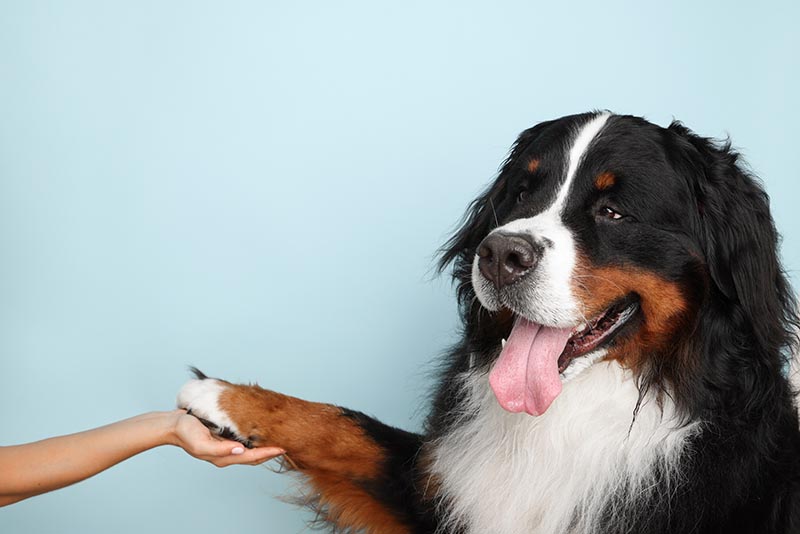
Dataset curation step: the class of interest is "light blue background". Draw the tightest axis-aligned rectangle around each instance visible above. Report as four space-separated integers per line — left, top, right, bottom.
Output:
1 1 798 533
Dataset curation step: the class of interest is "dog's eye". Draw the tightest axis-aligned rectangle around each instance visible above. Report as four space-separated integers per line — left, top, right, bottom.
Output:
599 206 624 220
517 190 529 203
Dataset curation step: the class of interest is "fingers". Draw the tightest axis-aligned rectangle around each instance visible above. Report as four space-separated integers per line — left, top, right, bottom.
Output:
209 446 286 468
174 414 241 456
195 437 248 458
173 411 285 467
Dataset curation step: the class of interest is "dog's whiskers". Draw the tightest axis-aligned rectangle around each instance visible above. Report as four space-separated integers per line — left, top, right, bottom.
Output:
489 198 500 229
572 273 626 293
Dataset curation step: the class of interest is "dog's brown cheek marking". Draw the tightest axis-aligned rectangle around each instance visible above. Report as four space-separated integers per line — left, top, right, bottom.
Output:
572 256 689 368
217 385 410 534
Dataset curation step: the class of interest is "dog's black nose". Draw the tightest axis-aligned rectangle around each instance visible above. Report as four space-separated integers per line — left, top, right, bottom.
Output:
477 233 539 289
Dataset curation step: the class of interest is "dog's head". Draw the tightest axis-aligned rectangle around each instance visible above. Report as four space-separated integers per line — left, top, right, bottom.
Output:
440 112 797 416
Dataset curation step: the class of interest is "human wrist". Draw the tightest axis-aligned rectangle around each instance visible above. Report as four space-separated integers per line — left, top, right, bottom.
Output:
129 410 184 449
159 410 185 448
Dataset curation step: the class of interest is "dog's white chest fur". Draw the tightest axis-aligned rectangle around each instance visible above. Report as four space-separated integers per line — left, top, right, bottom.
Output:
428 361 698 534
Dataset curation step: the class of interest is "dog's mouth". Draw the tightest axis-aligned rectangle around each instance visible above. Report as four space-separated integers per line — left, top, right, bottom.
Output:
557 295 639 373
489 295 639 416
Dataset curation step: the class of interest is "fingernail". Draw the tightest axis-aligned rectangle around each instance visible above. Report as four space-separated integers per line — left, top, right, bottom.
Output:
231 446 245 455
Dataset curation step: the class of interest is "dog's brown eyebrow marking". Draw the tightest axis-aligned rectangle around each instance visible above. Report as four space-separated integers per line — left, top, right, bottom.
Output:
594 171 616 190
527 159 540 173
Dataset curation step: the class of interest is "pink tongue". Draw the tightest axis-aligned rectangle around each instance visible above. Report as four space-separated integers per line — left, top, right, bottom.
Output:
489 318 573 416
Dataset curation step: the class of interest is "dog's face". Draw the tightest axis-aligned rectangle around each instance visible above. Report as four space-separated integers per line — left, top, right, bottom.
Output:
446 112 787 416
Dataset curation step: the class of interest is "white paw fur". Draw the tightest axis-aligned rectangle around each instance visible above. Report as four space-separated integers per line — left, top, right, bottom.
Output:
176 378 241 436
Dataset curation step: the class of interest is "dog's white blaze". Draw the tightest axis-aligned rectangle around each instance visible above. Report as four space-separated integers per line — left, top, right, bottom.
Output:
429 361 699 534
472 112 611 327
176 378 240 436
554 112 611 214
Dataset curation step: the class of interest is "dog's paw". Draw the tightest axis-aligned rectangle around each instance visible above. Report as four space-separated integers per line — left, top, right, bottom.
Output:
177 372 249 446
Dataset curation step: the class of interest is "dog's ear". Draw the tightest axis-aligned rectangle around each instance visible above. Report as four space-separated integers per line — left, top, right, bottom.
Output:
437 126 545 280
437 176 506 274
436 175 507 311
668 121 795 354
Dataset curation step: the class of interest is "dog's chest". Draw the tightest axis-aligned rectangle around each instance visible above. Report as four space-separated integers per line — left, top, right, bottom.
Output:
427 362 696 534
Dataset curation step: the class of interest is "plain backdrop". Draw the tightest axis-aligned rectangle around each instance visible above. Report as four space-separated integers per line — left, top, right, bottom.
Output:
1 1 798 532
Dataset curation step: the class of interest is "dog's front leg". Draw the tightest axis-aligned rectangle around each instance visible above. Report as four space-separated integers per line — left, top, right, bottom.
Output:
177 370 426 534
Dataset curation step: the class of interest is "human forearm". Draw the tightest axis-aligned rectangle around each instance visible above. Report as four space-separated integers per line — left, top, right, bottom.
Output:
0 409 284 507
0 411 180 505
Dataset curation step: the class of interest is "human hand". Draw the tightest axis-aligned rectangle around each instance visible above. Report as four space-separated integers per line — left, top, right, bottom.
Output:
169 411 285 467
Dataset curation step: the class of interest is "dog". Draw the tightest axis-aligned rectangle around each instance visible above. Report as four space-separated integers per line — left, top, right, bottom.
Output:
177 112 800 534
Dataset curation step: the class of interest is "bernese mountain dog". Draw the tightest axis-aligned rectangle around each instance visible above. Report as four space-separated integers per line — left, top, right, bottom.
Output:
177 112 800 534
